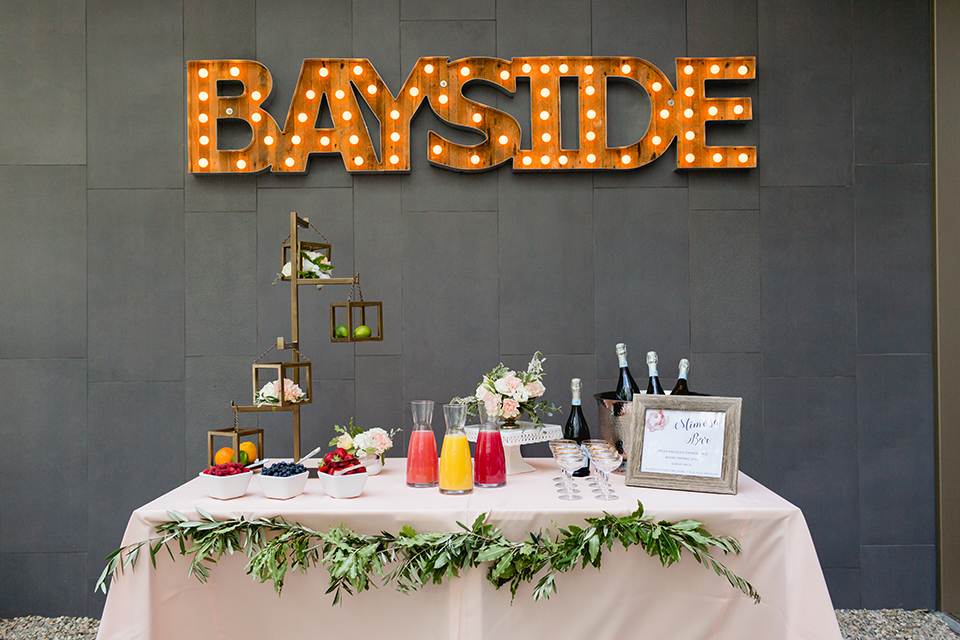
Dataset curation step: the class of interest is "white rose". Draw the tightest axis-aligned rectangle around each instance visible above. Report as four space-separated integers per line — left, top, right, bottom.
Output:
281 262 292 277
494 377 512 396
476 383 489 401
353 432 375 455
512 386 530 403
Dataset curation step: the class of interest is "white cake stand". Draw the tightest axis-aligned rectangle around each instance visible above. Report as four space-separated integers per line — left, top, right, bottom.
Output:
464 422 563 475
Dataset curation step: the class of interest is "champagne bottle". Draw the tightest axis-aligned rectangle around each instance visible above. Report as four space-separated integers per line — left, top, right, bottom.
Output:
671 358 691 395
646 351 665 395
615 343 641 401
563 378 591 477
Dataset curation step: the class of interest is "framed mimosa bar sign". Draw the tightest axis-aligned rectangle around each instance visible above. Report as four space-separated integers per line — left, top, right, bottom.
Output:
625 395 742 494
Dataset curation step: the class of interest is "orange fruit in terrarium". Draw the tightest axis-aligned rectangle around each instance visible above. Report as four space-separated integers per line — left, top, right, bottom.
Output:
214 447 235 465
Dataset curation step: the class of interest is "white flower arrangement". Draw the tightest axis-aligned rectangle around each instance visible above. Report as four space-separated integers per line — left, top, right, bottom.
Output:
275 250 334 288
454 352 560 427
254 378 307 407
330 419 398 459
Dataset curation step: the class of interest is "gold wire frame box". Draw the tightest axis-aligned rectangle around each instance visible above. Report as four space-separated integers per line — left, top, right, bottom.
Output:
252 360 313 407
280 239 332 281
330 301 384 342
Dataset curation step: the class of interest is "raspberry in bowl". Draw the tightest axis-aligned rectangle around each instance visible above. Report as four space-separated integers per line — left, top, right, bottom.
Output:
199 463 253 499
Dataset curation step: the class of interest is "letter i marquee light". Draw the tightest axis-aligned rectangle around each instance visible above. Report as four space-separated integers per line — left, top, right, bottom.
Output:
187 56 755 175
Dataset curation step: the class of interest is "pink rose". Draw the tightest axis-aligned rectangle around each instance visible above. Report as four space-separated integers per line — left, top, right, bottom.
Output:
525 381 545 398
646 410 667 432
501 398 520 419
282 378 305 402
483 394 502 415
371 432 391 452
494 375 523 396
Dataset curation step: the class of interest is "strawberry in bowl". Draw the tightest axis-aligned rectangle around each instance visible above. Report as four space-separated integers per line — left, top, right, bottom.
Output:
318 448 368 498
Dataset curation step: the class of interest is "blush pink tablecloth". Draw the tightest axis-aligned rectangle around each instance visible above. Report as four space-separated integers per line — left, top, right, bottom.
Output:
96 459 841 640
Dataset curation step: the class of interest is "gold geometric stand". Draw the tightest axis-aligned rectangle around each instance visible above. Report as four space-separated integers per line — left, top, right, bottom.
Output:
207 406 265 466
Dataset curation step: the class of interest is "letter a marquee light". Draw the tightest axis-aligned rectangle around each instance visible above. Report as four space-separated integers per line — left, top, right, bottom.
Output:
187 56 755 174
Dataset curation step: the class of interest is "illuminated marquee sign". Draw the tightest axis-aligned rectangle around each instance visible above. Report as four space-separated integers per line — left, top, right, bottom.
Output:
187 56 755 174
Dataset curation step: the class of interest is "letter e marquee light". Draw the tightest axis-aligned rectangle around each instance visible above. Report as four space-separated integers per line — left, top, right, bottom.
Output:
187 56 755 175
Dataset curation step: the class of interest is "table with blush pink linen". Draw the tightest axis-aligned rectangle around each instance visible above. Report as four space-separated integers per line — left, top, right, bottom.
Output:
95 459 842 640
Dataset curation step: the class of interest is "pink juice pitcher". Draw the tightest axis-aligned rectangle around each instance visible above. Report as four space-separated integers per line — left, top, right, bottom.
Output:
407 400 439 487
474 403 506 487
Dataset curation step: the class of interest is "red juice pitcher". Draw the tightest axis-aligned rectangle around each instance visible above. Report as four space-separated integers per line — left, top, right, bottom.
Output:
407 400 439 487
474 403 506 487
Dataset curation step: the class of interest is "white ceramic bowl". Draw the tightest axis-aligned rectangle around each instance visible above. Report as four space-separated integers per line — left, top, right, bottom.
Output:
318 470 368 498
258 470 309 500
198 470 252 500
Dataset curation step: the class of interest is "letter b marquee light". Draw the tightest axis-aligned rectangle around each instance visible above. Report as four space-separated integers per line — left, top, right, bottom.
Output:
187 56 755 174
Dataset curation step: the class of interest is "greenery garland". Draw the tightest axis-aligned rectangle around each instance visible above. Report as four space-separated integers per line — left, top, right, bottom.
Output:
96 501 760 605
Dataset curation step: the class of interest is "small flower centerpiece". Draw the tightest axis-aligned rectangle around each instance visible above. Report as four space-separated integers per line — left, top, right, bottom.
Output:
454 352 560 429
254 378 308 407
275 250 335 289
330 419 398 474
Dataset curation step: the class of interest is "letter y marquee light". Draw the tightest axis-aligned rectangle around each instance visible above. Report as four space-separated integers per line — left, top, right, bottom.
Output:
187 56 755 174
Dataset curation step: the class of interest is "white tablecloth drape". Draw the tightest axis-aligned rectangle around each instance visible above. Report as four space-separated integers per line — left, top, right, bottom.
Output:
96 459 842 640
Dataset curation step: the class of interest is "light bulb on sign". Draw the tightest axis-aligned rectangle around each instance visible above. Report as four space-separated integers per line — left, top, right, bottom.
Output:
542 133 551 142
432 145 442 155
319 68 329 77
585 86 595 96
265 136 275 145
499 135 509 145
199 135 209 145
349 135 359 144
684 65 693 75
586 153 596 163
734 104 744 115
585 65 594 74
559 64 568 73
522 156 532 165
230 67 240 77
292 135 302 145
472 113 482 123
343 111 352 120
685 131 695 140
367 85 377 95
390 110 400 120
409 87 419 97
236 159 246 168
540 155 550 165
298 113 308 122
710 64 720 74
335 89 345 99
738 65 749 75
198 158 209 167
199 114 208 123
285 157 295 167
438 94 448 104
708 106 719 116
541 88 550 98
685 153 695 163
652 81 662 92
354 156 364 166
685 87 695 97
198 68 208 78
471 155 481 165
460 66 470 76
739 153 749 163
390 132 400 142
306 90 316 99
559 155 568 165
659 109 670 119
621 64 631 74
586 131 596 141
522 63 532 73
251 113 262 122
500 70 510 80
540 110 550 120
622 154 631 164
390 154 399 164
684 108 694 118
320 136 329 146
424 64 434 73
251 91 261 101
353 65 363 76
587 109 596 119
198 91 208 101
652 135 662 145
541 64 550 73
713 153 723 162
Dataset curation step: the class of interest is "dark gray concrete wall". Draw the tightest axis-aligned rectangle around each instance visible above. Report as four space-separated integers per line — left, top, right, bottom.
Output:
0 0 934 616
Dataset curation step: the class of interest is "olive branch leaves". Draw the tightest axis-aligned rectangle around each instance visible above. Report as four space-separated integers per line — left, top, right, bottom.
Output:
96 502 760 605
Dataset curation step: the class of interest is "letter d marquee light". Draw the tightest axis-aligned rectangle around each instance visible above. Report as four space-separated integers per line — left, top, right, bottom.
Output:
187 56 755 174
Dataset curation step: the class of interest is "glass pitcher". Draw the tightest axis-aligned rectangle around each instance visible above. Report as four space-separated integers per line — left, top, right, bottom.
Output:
406 400 439 487
439 403 473 495
474 402 506 487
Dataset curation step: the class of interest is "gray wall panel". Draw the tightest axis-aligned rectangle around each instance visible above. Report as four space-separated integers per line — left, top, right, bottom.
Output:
87 190 185 382
0 167 87 359
87 0 184 189
860 545 937 609
184 0 257 61
0 0 86 165
0 553 87 618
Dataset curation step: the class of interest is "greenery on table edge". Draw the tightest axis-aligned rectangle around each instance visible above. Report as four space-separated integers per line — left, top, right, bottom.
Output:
95 501 760 605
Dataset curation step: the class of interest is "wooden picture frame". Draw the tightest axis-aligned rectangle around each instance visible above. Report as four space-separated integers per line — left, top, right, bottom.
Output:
625 395 742 494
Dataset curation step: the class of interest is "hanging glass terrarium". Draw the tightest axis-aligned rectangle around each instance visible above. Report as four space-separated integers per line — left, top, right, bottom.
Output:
330 273 384 342
251 338 313 407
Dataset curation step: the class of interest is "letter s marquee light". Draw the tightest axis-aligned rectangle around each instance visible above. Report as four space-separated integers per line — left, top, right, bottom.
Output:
187 56 755 174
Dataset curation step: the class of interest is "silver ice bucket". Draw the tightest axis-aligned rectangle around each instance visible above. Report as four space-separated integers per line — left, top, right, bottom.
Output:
594 392 635 467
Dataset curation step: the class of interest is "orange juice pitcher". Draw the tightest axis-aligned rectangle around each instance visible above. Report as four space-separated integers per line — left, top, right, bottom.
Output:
439 403 473 495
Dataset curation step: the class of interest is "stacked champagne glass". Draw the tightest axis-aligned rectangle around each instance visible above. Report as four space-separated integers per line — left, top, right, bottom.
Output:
549 440 586 500
583 440 621 501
